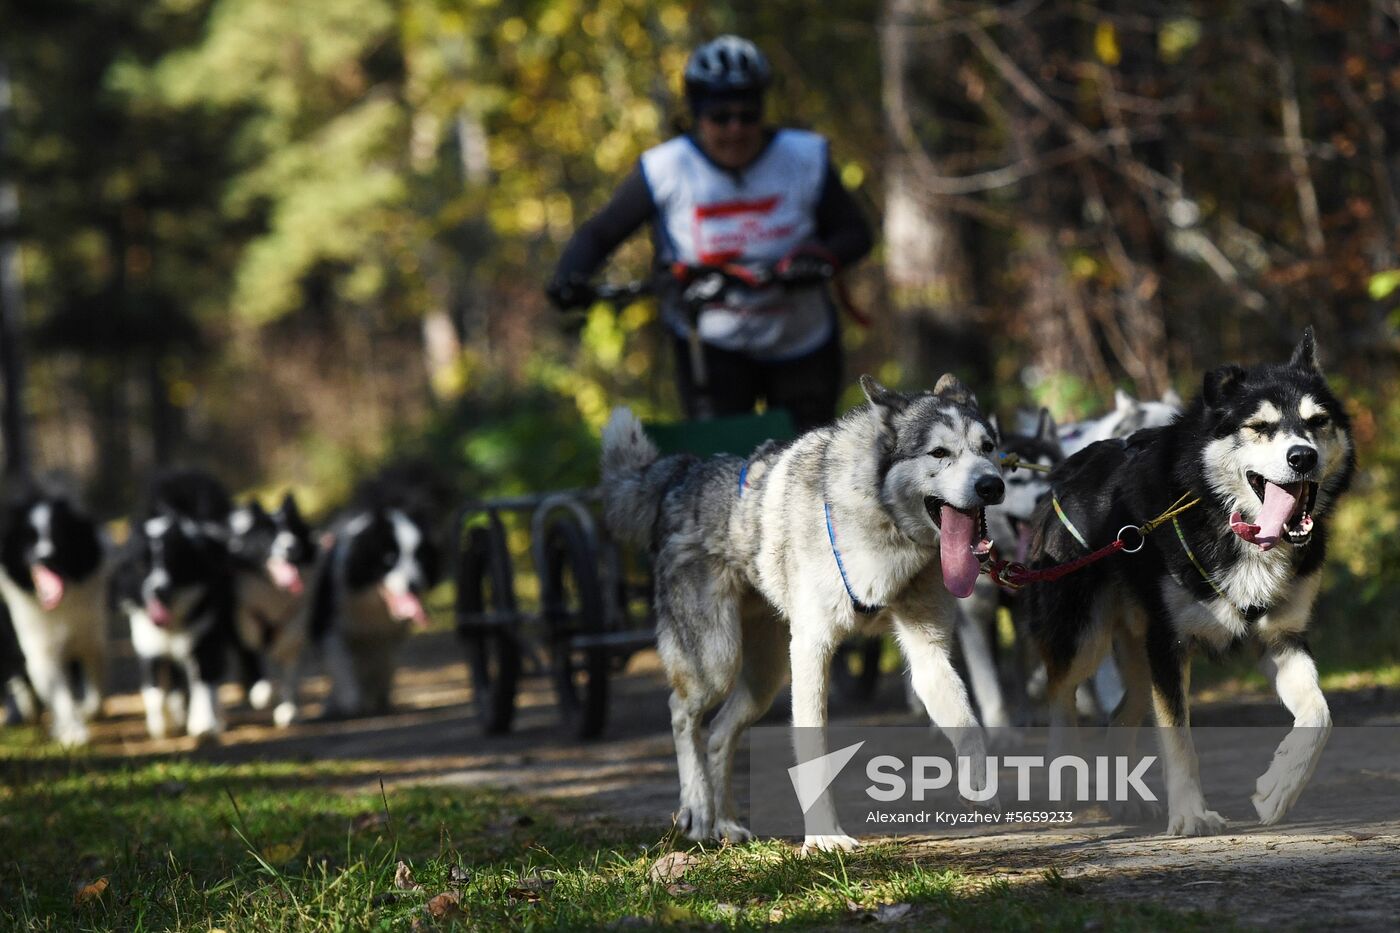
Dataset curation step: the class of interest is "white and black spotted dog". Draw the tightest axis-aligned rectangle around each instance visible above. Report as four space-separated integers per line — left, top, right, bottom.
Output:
228 492 319 727
0 482 108 746
601 374 1005 854
111 469 238 741
1028 330 1354 835
307 475 441 718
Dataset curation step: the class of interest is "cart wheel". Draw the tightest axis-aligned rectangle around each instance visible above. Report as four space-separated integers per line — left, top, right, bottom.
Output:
831 636 884 703
456 523 521 735
540 515 609 739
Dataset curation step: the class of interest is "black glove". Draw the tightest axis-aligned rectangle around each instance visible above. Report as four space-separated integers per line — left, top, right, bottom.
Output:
546 275 596 311
774 252 835 286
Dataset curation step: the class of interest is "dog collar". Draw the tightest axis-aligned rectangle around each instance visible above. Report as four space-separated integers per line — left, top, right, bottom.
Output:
1171 516 1267 621
823 502 883 615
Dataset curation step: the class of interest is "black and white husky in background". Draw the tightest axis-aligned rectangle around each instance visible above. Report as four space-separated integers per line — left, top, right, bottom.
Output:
111 469 237 740
600 375 1005 854
952 409 1062 730
1028 330 1354 835
308 477 440 718
228 492 319 727
0 483 108 745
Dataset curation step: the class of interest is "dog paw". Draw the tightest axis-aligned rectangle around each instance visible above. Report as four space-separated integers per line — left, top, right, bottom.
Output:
1253 765 1308 826
53 721 90 748
715 819 754 844
273 701 298 728
674 806 713 842
800 834 860 856
1166 805 1227 836
248 680 274 710
1110 796 1163 825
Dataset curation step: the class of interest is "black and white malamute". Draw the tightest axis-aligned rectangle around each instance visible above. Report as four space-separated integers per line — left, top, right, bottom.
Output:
0 483 107 745
228 492 319 726
1028 330 1354 835
111 469 238 741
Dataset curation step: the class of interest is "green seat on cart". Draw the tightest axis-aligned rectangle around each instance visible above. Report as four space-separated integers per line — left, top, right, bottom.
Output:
644 409 796 459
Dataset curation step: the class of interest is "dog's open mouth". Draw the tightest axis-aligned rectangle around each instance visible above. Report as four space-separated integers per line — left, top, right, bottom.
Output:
925 497 992 598
31 563 65 611
1234 473 1318 549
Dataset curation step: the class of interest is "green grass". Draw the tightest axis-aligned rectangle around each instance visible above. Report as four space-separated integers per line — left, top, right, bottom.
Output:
0 729 1230 931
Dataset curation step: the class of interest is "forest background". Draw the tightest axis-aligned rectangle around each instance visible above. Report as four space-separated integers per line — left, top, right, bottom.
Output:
1 0 1398 671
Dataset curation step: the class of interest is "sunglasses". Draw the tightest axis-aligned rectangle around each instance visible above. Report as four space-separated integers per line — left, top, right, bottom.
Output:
702 107 762 127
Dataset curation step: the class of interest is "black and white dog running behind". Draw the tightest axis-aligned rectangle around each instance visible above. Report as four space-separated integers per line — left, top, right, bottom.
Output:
308 474 441 718
0 481 108 746
600 374 1006 855
111 468 238 741
228 492 319 727
1028 329 1354 835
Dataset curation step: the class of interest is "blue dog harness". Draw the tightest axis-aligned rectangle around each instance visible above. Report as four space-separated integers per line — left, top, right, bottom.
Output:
823 502 884 615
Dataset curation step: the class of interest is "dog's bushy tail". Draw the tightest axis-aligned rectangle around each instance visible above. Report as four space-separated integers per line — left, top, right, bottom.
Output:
600 407 664 548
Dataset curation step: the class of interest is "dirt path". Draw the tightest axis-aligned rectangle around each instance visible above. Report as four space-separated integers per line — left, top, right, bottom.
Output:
80 630 1400 930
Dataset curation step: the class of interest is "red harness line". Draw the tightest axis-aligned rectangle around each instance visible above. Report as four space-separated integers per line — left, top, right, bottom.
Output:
983 540 1127 591
982 492 1202 592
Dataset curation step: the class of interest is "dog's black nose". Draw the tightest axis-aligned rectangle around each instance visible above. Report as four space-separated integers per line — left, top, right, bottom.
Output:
975 475 1005 505
1287 445 1318 473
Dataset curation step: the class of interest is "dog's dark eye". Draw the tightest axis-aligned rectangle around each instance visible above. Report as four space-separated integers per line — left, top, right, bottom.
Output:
929 447 951 459
1306 414 1329 430
980 440 995 455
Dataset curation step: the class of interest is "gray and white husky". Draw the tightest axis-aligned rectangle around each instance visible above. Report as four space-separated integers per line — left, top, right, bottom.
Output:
600 374 1005 853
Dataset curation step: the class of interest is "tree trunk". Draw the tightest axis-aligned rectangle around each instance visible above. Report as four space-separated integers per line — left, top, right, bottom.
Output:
879 0 990 390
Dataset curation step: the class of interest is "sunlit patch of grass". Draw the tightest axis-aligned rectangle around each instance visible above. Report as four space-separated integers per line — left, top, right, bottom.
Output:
0 752 1235 930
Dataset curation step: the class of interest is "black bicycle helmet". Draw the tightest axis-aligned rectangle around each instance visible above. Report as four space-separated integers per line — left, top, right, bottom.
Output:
683 35 772 99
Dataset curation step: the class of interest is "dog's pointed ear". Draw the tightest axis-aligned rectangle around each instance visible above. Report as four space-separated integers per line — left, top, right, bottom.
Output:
1203 364 1246 409
860 375 909 418
1161 387 1183 408
987 413 1001 443
1113 388 1133 412
280 491 303 524
1290 327 1320 373
933 373 977 407
1035 407 1058 445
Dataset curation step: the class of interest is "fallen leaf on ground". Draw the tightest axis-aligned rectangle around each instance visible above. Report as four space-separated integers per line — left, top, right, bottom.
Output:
665 882 697 896
447 864 471 886
74 877 108 906
1347 831 1378 841
648 851 700 885
395 860 422 891
426 892 465 920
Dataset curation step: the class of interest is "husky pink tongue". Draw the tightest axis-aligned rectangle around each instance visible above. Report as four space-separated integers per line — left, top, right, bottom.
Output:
939 505 982 598
1230 482 1301 551
267 558 303 595
146 597 172 627
31 565 64 611
382 586 429 628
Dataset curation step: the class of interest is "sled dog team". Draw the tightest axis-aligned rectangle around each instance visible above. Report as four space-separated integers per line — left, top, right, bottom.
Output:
2 330 1355 845
1 467 442 744
601 329 1353 848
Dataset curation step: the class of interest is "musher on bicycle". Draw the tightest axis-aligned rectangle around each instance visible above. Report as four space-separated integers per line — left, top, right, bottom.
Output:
547 35 873 431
